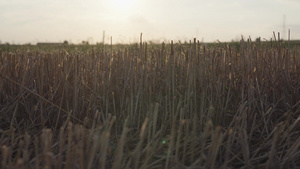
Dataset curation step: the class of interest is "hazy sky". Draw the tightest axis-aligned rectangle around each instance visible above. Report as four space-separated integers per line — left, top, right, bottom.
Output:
1 0 300 44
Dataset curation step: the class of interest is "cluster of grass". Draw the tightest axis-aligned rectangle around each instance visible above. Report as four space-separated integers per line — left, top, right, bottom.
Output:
0 35 299 169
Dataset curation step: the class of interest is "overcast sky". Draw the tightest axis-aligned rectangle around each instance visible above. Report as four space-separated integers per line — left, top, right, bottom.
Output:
1 0 300 44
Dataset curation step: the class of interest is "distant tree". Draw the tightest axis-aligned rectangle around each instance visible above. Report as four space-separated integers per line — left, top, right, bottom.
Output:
82 41 89 45
63 40 68 45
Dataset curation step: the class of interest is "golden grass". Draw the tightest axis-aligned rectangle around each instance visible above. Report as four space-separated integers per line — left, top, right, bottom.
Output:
0 35 300 168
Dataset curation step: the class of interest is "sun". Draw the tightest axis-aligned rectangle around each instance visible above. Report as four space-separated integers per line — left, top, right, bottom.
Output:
109 0 138 11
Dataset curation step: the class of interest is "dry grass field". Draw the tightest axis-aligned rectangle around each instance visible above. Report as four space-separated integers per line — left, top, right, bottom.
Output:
0 35 300 168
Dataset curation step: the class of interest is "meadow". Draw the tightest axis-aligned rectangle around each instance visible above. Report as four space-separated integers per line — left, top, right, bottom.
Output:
0 35 299 168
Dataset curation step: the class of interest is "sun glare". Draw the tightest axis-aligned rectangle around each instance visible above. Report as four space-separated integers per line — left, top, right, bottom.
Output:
109 0 138 11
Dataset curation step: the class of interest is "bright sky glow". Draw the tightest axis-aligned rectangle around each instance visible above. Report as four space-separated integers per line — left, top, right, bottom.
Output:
0 0 300 44
109 0 138 11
